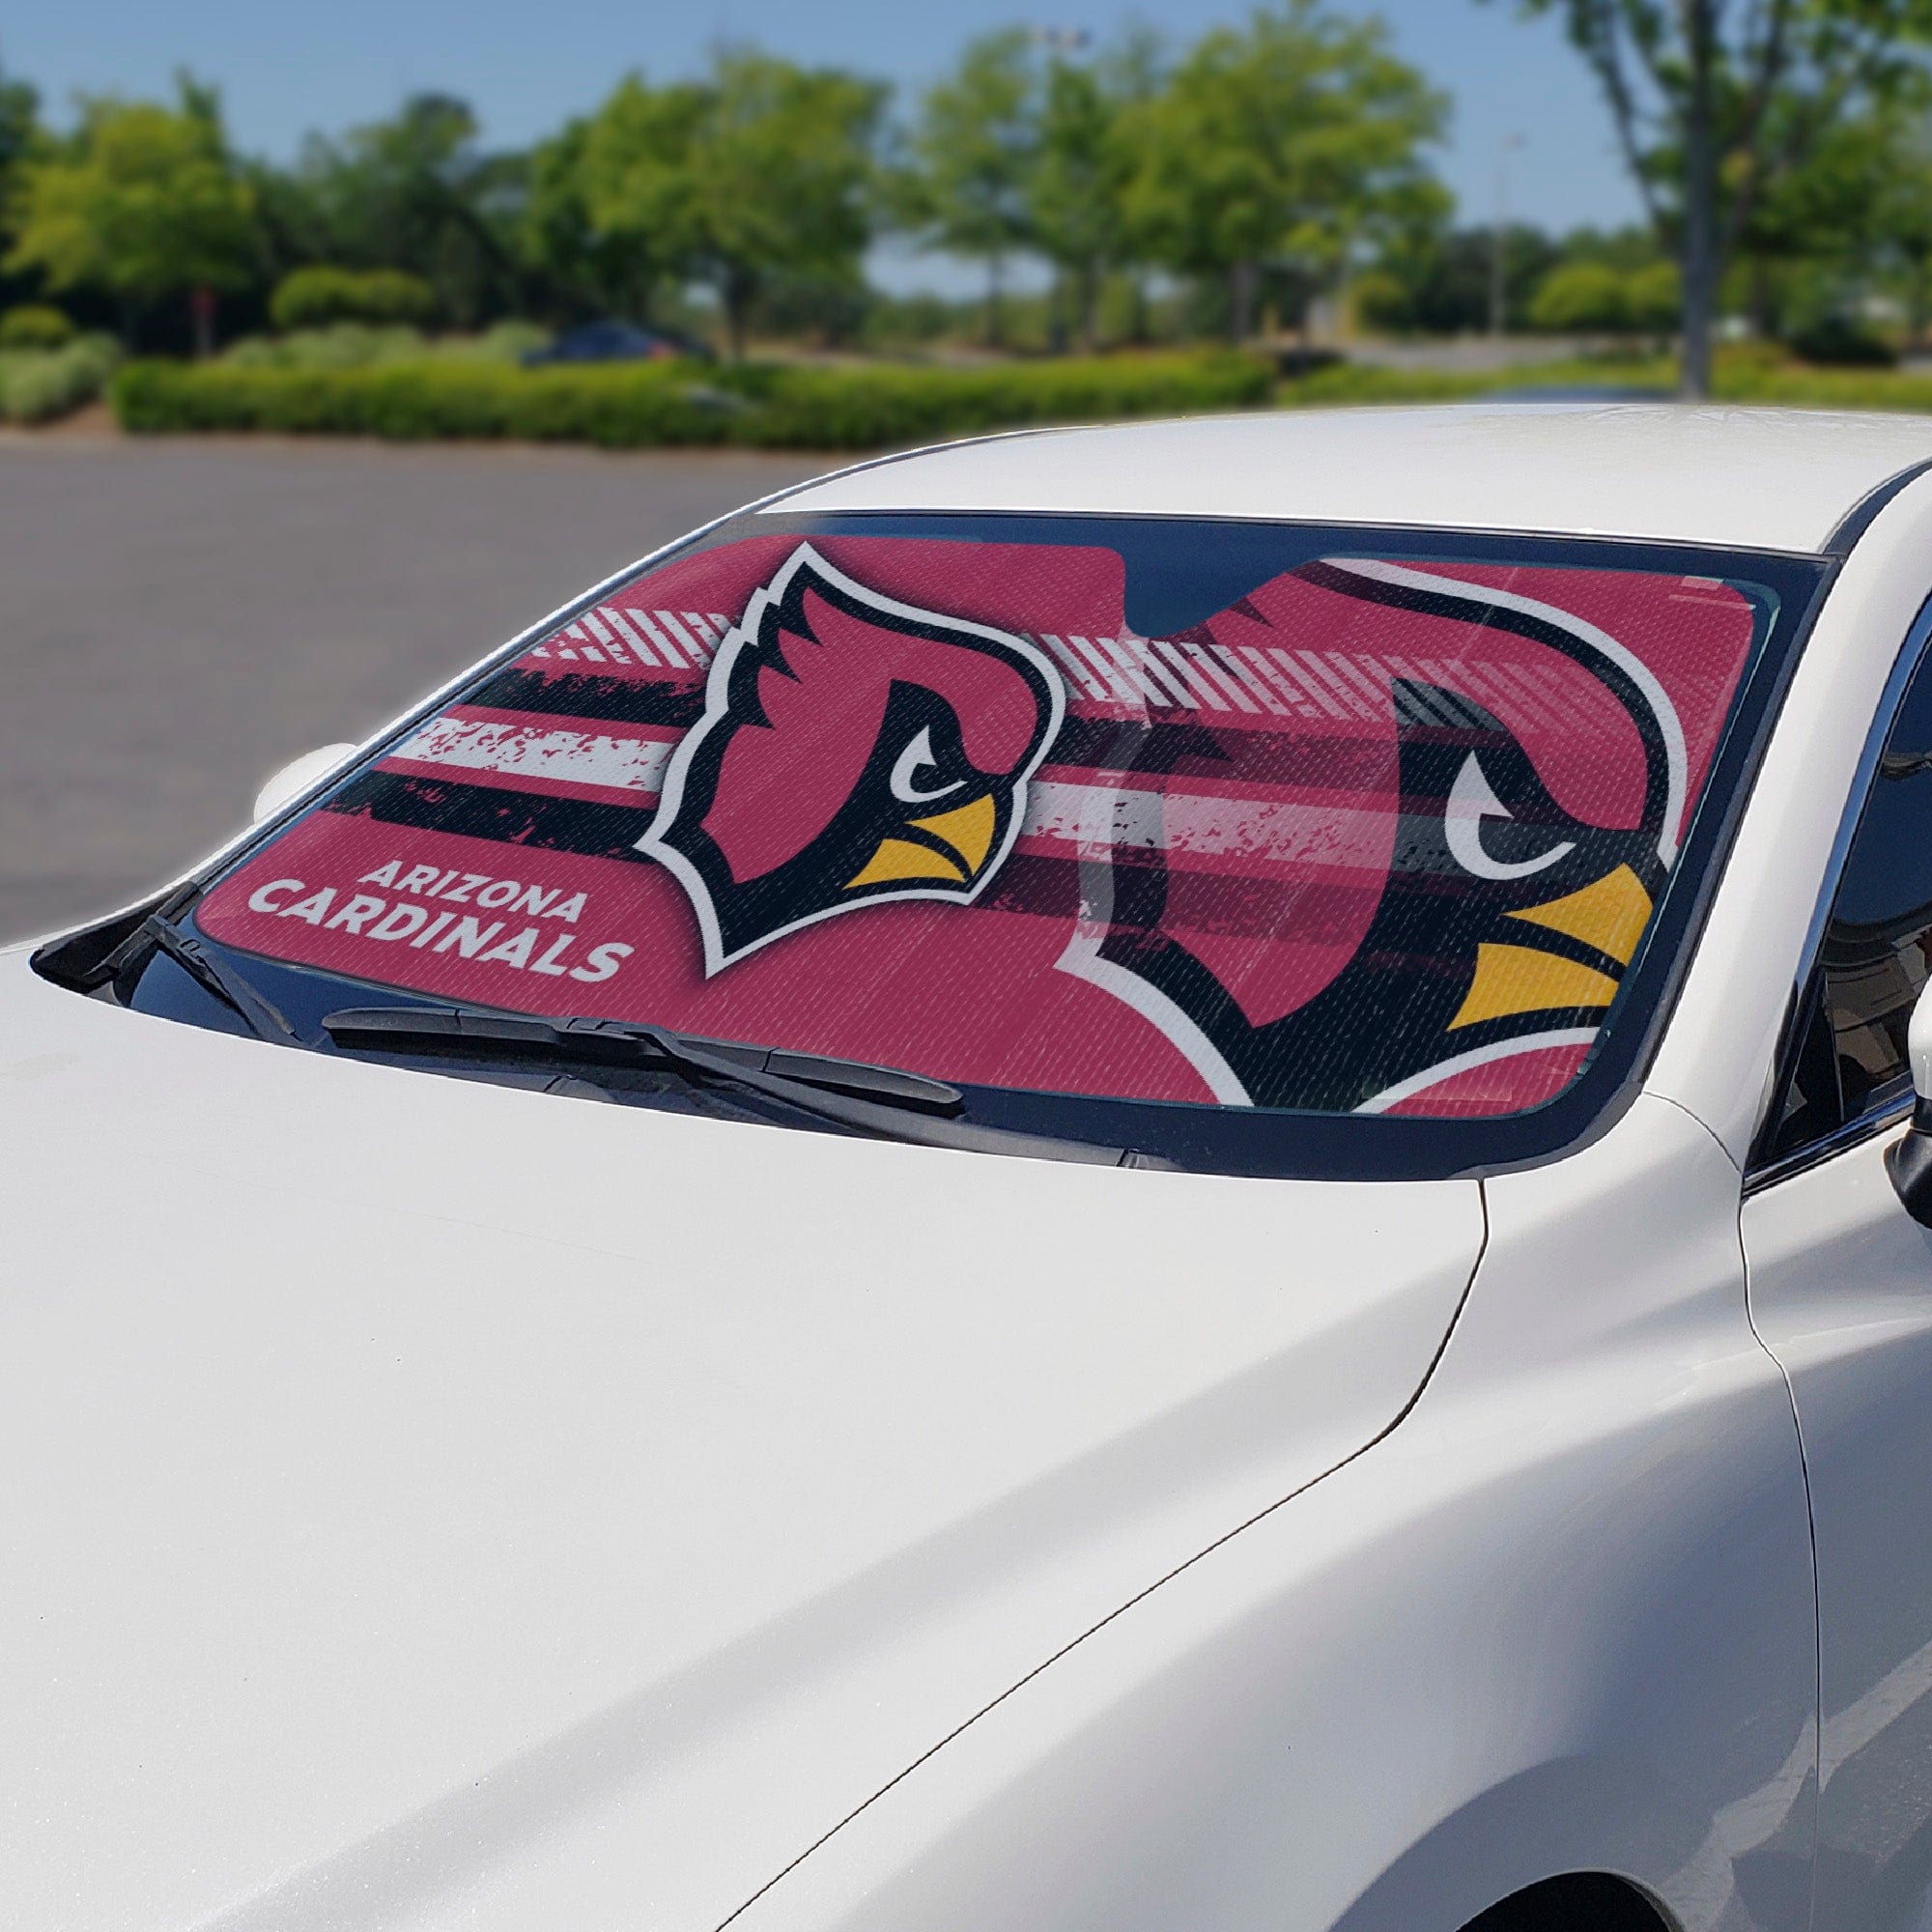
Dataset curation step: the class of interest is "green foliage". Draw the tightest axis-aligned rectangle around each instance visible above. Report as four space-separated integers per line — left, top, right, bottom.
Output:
111 349 1270 447
530 54 884 356
531 78 706 325
1529 261 1634 331
269 265 435 329
1367 223 1561 334
0 330 119 421
1349 270 1412 332
1027 48 1148 351
221 318 548 370
0 302 73 348
896 30 1040 344
6 79 254 331
1527 258 1681 333
1120 0 1446 340
1623 260 1684 331
1494 0 1932 393
1787 313 1900 365
687 52 887 356
280 96 525 329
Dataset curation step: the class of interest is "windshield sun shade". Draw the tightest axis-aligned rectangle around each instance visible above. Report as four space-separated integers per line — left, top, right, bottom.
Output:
188 512 1816 1158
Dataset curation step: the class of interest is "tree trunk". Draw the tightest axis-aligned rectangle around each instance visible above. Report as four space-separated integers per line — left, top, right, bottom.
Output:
1747 256 1776 341
1077 265 1099 354
1229 260 1258 344
190 286 216 360
723 266 753 361
984 255 1005 349
1679 0 1719 399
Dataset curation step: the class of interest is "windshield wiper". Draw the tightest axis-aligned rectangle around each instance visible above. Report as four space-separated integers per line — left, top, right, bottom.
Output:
321 1005 1160 1167
136 913 300 1044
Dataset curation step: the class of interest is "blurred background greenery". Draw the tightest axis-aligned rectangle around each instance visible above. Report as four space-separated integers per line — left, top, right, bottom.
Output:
8 0 1932 440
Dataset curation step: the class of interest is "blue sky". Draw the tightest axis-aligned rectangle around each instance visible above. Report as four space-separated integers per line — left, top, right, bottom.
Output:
6 0 1644 286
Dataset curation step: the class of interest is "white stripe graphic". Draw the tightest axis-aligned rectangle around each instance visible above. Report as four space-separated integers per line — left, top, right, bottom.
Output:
390 717 1398 871
1037 633 1111 699
391 717 676 792
599 606 658 666
628 609 685 667
1144 636 1224 709
657 611 709 663
1353 1028 1600 1115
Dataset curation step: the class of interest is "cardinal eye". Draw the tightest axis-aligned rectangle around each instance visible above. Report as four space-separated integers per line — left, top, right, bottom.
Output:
890 726 966 806
1444 752 1576 881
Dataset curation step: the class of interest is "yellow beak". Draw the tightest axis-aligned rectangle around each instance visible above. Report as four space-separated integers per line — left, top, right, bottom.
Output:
1449 864 1652 1031
845 792 999 890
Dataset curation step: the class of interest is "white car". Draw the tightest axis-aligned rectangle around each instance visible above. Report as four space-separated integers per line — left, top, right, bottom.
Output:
14 403 1932 1932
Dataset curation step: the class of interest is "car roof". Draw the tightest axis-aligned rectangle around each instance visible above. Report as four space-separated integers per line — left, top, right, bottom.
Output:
769 402 1932 555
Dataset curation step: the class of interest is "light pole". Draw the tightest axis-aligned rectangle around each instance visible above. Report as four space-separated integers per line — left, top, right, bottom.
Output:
1491 132 1524 339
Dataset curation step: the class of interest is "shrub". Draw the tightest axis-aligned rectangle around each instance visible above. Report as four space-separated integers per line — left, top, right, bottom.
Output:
223 323 428 371
1350 270 1412 334
1528 262 1632 334
1278 362 1490 407
0 333 120 422
1623 262 1683 334
0 303 75 350
222 320 554 372
1786 314 1898 368
269 267 437 332
111 350 1273 448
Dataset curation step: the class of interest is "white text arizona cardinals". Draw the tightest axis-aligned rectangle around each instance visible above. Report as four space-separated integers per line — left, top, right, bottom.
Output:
242 862 632 983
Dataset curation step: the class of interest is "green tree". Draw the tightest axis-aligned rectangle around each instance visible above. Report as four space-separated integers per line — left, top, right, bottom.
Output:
538 76 710 325
900 29 1039 345
554 55 881 357
1493 0 1932 397
7 78 254 349
1122 1 1445 342
1528 259 1632 330
1027 40 1151 351
292 95 525 326
0 64 46 315
679 51 885 358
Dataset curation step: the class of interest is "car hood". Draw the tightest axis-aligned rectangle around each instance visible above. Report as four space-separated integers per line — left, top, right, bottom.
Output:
0 952 1483 1932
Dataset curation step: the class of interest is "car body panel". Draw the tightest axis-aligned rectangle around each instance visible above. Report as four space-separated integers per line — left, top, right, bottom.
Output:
775 404 1932 554
725 1097 1815 1932
1649 468 1932 1162
0 954 1480 1932
19 406 1932 1931
1745 1133 1932 1932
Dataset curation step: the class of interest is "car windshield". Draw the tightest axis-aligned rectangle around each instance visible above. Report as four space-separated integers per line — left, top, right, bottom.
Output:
152 511 1823 1177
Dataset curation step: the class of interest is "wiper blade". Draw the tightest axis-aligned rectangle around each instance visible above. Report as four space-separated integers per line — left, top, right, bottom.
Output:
321 1006 1157 1168
139 914 299 1044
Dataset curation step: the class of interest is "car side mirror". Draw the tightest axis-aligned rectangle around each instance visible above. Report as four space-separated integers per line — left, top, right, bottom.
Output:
1888 980 1932 1224
252 742 355 823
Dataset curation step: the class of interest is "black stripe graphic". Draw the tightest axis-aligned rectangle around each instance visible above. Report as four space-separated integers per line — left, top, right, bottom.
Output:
1294 558 1674 861
328 772 660 858
465 668 706 729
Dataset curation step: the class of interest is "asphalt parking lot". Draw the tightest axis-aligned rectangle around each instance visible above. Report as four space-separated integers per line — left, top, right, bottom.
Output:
0 435 821 943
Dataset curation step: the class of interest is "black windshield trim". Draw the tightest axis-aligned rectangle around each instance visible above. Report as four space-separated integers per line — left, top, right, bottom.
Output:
51 513 1832 1182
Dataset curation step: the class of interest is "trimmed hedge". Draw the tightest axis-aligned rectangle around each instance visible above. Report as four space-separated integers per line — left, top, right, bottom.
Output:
0 333 120 423
110 350 1274 450
270 267 437 331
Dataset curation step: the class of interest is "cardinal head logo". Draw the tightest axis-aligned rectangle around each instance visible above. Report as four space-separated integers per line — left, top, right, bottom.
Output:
639 544 1064 974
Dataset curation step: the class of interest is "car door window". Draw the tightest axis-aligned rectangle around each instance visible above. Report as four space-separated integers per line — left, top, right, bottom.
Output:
1760 643 1932 1166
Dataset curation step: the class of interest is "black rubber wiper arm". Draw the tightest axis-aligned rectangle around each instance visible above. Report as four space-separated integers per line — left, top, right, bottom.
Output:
140 915 300 1044
321 1006 1157 1168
